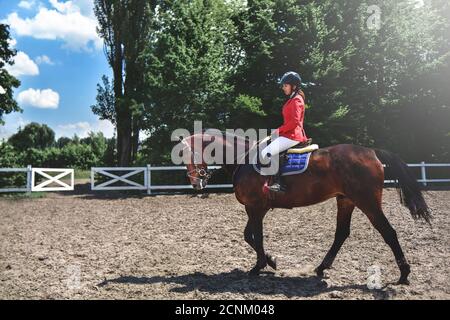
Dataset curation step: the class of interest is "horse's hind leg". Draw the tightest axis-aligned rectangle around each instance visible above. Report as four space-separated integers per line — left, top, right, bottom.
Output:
364 207 410 284
244 205 274 275
315 195 355 277
355 193 411 285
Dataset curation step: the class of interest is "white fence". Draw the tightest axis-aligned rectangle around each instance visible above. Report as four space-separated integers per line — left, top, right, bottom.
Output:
1 163 449 194
91 167 148 191
91 162 450 194
91 165 231 194
0 166 74 193
31 168 74 191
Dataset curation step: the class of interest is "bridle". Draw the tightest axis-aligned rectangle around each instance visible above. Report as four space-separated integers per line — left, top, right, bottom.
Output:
181 139 212 184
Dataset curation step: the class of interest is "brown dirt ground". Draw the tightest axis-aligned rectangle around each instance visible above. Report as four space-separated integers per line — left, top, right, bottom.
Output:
0 188 448 300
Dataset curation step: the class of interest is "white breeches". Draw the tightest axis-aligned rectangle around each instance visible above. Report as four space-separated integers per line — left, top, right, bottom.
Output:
260 136 300 161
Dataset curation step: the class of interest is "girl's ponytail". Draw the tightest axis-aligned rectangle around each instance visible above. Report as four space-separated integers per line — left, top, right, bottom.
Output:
298 89 306 102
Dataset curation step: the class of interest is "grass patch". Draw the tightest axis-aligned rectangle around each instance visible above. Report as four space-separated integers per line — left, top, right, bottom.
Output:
75 170 91 180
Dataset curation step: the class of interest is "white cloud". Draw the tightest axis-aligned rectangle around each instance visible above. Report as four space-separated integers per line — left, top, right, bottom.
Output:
55 120 115 138
35 55 54 65
18 0 36 10
3 1 102 52
0 85 6 95
5 51 39 77
17 88 60 109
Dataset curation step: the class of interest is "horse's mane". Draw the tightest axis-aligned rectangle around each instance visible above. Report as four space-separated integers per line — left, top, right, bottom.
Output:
181 129 260 164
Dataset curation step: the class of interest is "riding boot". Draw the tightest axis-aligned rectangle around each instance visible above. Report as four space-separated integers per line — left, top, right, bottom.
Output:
268 153 288 192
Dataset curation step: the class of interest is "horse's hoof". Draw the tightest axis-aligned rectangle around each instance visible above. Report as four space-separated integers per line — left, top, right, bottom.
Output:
396 278 410 285
266 255 277 270
314 267 324 278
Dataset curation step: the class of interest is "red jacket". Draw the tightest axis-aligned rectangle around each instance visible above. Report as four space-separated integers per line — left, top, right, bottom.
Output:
273 93 307 142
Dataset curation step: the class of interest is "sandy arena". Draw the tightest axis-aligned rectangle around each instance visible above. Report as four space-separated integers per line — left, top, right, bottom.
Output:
0 188 448 299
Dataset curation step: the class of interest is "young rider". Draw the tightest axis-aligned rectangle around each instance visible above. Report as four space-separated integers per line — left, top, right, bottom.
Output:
260 71 308 192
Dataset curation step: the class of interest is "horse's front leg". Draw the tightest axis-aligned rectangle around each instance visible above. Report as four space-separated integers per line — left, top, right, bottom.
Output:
245 206 273 275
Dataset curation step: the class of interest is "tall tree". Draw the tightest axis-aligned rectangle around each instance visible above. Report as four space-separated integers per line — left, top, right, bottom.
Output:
0 24 21 125
94 0 154 165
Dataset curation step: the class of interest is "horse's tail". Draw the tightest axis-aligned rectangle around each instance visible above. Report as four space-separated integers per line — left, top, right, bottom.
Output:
373 148 432 224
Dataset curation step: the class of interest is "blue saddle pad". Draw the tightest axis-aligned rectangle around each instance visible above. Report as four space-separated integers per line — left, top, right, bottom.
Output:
281 152 312 175
254 152 312 176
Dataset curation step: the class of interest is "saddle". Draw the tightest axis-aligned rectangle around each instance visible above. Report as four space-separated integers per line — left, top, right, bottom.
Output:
284 138 318 155
254 138 319 176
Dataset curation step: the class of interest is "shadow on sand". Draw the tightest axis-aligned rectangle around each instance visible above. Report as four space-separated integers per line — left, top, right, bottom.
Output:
56 182 225 200
98 268 395 299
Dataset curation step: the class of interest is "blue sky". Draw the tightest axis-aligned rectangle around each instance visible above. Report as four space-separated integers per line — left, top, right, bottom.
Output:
0 0 114 139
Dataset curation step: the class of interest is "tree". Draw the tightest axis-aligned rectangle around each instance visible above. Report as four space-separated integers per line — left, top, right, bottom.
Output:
0 23 21 125
94 0 155 166
91 75 116 125
140 0 262 163
8 122 55 152
80 131 108 160
231 0 450 161
56 136 72 148
231 0 359 145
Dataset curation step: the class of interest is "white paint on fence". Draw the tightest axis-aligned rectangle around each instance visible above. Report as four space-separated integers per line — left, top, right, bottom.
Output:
31 168 74 191
91 167 147 191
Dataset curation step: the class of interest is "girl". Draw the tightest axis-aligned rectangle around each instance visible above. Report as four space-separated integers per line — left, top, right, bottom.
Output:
261 71 308 192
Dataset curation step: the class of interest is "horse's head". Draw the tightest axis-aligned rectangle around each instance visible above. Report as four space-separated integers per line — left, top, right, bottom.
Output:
186 161 211 190
179 130 250 190
180 134 212 191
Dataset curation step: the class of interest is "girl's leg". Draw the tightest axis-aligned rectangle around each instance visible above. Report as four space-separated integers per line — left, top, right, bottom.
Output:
260 136 300 161
260 137 300 192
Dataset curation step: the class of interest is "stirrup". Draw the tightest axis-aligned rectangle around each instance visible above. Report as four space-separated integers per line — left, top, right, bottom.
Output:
268 182 287 193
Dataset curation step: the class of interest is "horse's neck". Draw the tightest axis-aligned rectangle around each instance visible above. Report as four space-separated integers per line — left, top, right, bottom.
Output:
188 132 256 176
222 136 259 180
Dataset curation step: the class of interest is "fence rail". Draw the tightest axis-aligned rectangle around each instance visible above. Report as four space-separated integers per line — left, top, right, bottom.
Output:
31 168 74 192
0 165 31 193
1 162 449 193
93 162 450 194
91 167 147 191
0 166 73 193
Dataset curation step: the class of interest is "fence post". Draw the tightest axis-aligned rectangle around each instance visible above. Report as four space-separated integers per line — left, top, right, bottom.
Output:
90 168 95 191
26 165 32 194
421 161 427 187
147 164 152 195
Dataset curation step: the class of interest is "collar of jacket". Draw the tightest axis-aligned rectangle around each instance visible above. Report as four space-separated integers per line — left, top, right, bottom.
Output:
289 91 298 99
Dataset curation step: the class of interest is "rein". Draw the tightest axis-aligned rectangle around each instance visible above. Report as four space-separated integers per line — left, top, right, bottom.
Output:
180 133 272 184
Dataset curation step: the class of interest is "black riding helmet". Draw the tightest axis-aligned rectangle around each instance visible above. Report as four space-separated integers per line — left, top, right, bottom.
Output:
278 71 302 88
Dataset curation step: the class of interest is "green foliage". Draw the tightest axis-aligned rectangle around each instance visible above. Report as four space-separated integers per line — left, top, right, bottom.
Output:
1 133 115 171
0 23 21 124
2 1 449 168
140 0 246 163
8 122 55 151
0 142 26 187
97 0 450 164
90 75 115 125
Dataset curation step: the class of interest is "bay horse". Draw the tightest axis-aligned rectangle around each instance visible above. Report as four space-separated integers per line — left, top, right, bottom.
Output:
179 131 431 285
